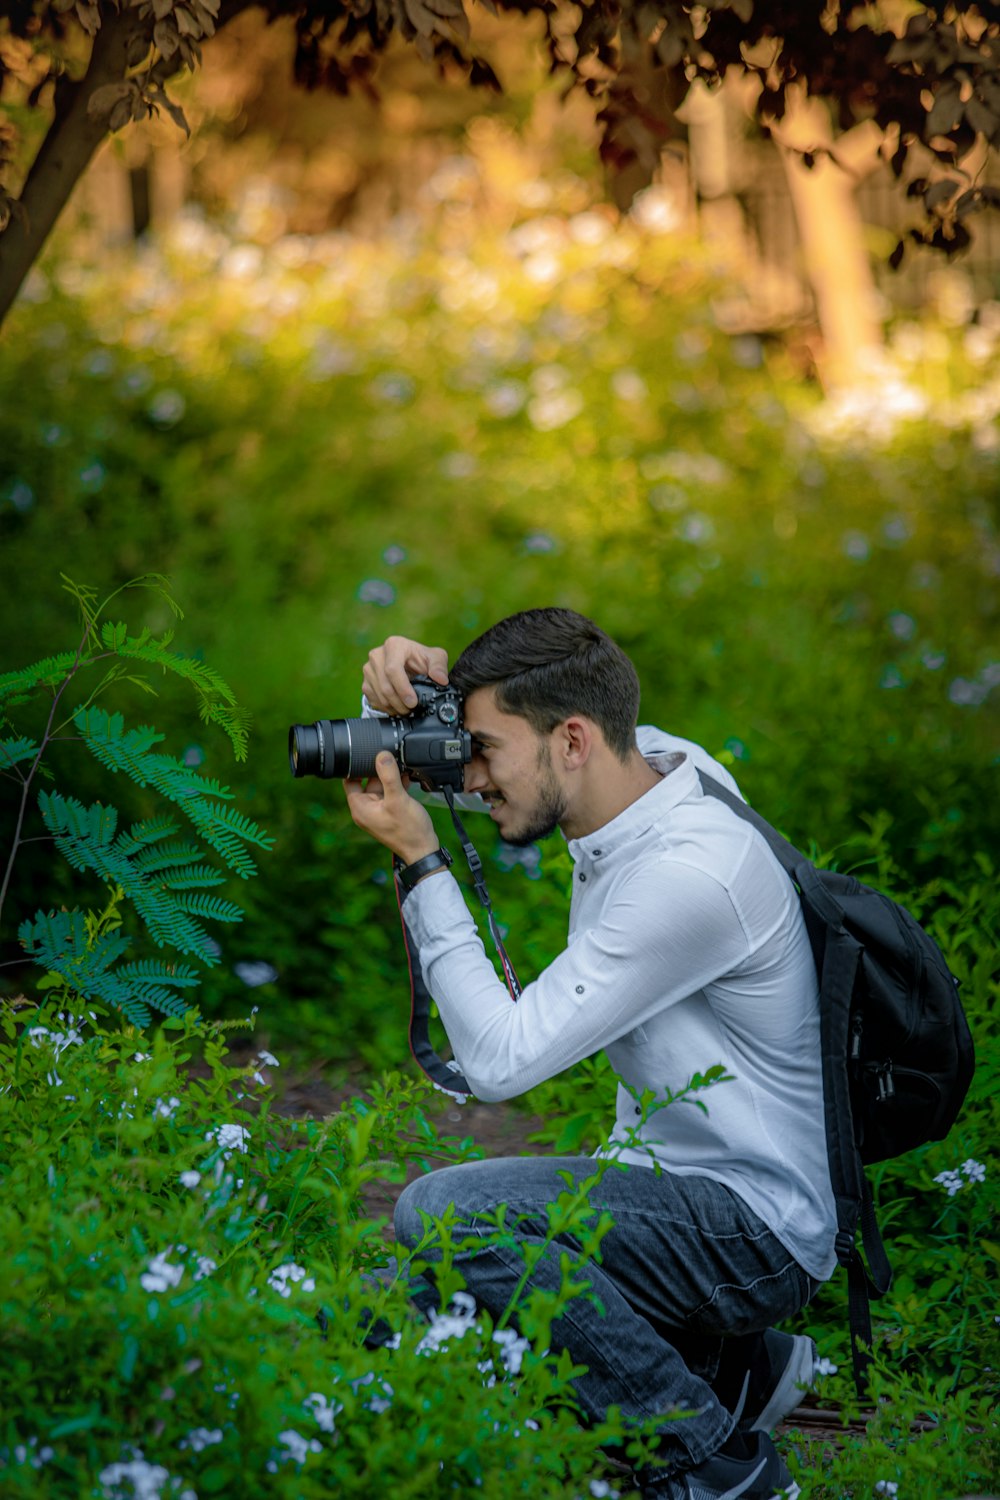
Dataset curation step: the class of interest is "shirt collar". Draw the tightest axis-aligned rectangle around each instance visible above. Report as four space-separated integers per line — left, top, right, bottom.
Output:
567 752 699 863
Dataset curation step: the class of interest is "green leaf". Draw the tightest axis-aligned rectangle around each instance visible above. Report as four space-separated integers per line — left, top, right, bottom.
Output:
0 652 80 703
0 736 39 771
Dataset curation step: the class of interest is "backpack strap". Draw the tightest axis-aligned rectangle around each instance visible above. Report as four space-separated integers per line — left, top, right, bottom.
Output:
697 770 892 1396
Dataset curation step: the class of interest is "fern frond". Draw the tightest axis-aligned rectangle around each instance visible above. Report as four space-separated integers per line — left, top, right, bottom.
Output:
18 909 159 1026
160 865 228 890
75 708 165 778
60 575 102 642
39 791 119 870
74 709 271 878
106 635 237 707
131 841 204 874
198 701 253 763
173 893 244 923
112 817 180 857
0 653 80 702
35 789 228 963
117 959 201 987
19 908 128 969
0 737 39 772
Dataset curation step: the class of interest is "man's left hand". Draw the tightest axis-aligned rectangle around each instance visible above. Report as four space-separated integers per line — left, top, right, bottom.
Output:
343 753 439 867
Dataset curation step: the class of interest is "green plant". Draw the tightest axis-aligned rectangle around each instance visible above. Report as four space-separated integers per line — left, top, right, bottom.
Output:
1 575 272 1025
0 995 691 1498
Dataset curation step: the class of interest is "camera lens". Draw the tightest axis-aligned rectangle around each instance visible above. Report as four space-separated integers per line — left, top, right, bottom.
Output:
288 717 399 779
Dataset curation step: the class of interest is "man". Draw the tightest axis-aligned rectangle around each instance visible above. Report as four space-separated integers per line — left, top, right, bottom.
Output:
344 608 836 1500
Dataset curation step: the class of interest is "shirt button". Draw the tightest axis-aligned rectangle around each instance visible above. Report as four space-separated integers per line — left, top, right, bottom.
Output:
579 872 587 882
634 1106 642 1117
575 985 585 995
593 849 602 857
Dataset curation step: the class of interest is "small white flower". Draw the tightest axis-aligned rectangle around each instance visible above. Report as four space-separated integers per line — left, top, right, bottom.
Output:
179 1427 223 1453
874 1483 899 1497
304 1392 343 1433
270 1429 322 1467
256 1050 280 1067
99 1453 175 1499
814 1357 838 1377
933 1169 963 1197
267 1262 314 1297
140 1249 185 1294
179 1171 201 1189
4 1437 55 1470
492 1326 530 1375
193 1256 217 1281
961 1158 986 1183
152 1097 180 1120
133 1052 152 1063
206 1123 250 1157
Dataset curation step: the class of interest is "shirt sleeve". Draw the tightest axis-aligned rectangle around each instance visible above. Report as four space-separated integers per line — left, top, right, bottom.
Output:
402 859 752 1102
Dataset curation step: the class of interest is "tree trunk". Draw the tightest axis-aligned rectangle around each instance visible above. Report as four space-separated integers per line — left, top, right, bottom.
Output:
774 87 884 389
0 10 134 327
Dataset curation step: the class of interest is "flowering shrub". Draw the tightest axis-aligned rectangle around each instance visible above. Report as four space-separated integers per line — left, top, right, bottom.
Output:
0 999 660 1498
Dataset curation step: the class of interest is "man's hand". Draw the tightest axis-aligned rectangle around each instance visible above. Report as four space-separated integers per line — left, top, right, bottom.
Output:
363 635 449 715
344 752 440 867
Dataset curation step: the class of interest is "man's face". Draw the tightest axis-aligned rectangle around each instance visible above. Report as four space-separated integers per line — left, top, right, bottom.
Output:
463 687 567 847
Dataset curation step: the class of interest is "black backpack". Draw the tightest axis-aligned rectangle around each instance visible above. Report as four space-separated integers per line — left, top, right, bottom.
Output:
699 773 976 1392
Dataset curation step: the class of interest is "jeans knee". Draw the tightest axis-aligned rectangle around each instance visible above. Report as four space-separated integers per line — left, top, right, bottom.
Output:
395 1171 451 1249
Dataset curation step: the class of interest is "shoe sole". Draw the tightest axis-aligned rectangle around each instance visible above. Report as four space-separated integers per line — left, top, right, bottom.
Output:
748 1335 816 1433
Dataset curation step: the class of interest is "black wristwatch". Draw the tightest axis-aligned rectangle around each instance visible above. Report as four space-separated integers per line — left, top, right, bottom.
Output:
394 846 454 894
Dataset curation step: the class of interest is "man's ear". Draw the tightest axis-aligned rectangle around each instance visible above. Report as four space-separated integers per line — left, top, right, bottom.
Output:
557 716 594 770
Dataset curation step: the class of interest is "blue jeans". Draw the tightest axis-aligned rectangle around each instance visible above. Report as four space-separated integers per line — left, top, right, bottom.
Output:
394 1156 818 1467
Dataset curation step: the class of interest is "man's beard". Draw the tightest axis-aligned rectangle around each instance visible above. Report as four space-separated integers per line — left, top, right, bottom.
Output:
501 746 567 848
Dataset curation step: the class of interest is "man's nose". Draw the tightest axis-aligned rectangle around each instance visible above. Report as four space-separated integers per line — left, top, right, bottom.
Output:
464 756 489 794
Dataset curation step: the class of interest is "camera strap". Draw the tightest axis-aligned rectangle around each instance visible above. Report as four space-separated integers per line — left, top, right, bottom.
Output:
395 788 522 1100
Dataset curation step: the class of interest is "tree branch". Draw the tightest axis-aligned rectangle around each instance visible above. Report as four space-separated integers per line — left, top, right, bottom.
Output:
0 7 135 326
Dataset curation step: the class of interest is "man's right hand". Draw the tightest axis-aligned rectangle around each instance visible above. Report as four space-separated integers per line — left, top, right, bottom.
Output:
363 635 450 715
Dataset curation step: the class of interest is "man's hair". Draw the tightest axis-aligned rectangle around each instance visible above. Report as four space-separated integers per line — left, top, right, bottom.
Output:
450 608 640 762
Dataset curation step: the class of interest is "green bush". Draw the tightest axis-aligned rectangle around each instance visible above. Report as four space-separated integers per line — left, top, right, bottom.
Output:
0 998 708 1498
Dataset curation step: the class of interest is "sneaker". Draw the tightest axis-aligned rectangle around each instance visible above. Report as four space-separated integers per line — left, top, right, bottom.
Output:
639 1430 800 1499
714 1330 816 1434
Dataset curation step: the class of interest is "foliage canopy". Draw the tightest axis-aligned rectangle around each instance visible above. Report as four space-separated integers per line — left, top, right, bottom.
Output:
2 2 1000 319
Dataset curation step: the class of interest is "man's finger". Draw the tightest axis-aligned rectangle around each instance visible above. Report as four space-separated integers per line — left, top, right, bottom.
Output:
425 646 450 685
374 751 406 798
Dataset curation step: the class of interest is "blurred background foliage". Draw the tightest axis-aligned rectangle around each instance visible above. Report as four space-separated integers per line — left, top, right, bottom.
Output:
0 16 997 1077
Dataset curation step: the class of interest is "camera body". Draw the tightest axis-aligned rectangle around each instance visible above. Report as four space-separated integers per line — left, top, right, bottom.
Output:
288 676 471 791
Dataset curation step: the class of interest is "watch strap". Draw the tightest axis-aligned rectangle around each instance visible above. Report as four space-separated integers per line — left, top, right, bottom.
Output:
394 846 453 893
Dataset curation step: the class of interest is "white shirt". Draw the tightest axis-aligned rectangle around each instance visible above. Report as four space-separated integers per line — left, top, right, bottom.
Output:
402 725 838 1279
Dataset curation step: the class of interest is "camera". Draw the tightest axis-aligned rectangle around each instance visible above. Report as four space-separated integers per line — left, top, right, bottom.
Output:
288 676 471 791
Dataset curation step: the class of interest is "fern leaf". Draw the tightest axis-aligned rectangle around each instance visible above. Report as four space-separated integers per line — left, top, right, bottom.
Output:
110 637 237 707
160 864 228 890
112 816 180 857
18 910 156 1025
0 653 80 702
34 789 229 962
117 959 201 987
20 906 193 1026
173 893 244 923
187 800 275 879
75 707 165 783
0 737 39 772
198 701 252 763
39 792 119 870
131 840 204 874
101 621 129 651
